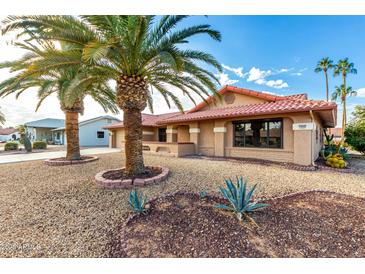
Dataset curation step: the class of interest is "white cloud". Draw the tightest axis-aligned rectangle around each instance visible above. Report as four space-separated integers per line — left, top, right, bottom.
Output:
215 72 239 86
291 72 302 76
247 67 273 82
266 79 289 89
276 68 293 74
246 67 289 89
222 64 245 78
356 88 365 98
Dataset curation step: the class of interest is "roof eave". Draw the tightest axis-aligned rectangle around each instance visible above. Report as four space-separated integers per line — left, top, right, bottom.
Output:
157 106 337 125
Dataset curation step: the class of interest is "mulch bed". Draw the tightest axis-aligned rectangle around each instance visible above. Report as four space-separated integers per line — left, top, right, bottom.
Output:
109 191 365 258
103 166 161 181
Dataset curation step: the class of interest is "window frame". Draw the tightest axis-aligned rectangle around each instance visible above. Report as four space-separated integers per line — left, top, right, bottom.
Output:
97 131 105 139
232 118 283 149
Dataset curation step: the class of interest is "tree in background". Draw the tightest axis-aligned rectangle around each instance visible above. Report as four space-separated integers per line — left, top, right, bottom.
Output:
0 40 119 160
345 105 365 155
331 85 357 144
333 58 357 143
2 16 223 176
315 57 334 102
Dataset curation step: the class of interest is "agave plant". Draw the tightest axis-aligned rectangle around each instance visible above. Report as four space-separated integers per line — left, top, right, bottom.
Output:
216 177 268 222
128 190 148 214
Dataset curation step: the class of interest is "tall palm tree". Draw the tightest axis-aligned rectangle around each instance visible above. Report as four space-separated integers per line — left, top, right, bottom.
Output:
0 40 118 160
2 16 223 175
333 58 357 143
331 85 357 143
0 107 5 125
314 57 333 101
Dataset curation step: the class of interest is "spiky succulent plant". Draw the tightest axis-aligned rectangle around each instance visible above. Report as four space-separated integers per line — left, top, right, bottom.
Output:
128 190 148 214
216 177 268 221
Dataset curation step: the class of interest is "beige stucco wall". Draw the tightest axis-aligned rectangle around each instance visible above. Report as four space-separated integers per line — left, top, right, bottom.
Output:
177 126 190 142
107 110 320 166
198 121 215 156
201 93 268 111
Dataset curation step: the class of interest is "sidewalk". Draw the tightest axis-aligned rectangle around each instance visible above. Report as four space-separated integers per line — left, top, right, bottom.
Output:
0 147 121 164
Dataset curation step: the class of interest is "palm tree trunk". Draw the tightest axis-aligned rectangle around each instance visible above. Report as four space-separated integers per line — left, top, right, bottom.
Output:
325 71 329 102
341 74 347 144
65 111 81 160
124 108 145 176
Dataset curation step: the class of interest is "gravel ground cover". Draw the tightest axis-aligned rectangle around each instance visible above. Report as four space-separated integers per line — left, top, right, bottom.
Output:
110 191 365 258
0 152 364 257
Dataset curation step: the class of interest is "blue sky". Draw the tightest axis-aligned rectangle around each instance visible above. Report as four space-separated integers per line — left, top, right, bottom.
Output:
184 16 365 99
1 16 365 126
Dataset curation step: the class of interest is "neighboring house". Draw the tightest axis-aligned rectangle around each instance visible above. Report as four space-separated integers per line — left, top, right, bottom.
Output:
0 127 20 142
105 85 337 166
51 115 121 147
329 127 342 141
24 118 65 142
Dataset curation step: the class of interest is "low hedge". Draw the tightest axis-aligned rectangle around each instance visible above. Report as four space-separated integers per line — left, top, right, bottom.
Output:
4 141 19 151
32 140 47 150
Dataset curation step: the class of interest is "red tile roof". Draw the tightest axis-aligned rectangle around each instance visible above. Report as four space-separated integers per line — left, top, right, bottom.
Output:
0 127 18 135
157 99 336 125
103 86 336 128
104 112 181 129
187 85 290 113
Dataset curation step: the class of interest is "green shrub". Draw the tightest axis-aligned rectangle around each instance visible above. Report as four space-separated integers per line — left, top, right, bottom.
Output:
128 190 148 214
216 177 268 222
32 140 47 150
345 124 365 155
4 141 19 151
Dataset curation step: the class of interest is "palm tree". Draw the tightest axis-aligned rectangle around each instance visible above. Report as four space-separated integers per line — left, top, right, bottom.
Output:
314 57 334 101
2 16 223 175
0 107 5 125
333 58 357 143
331 85 357 143
334 58 357 90
0 40 118 160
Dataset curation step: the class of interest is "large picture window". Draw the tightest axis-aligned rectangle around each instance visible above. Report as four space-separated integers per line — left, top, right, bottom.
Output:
233 119 283 148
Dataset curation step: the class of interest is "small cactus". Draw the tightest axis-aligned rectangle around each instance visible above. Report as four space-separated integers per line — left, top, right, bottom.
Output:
23 135 32 152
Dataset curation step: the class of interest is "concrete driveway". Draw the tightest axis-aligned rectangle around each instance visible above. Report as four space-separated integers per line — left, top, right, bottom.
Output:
0 147 121 164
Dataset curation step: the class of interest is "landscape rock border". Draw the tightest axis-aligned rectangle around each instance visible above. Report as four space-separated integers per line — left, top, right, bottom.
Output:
44 155 99 166
95 166 169 189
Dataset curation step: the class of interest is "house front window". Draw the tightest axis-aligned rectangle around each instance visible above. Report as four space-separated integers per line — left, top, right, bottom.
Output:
233 119 283 149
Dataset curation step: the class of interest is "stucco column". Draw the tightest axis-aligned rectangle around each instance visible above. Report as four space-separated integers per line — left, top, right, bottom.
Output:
292 116 315 166
108 131 113 148
189 122 200 153
213 121 226 157
166 125 178 143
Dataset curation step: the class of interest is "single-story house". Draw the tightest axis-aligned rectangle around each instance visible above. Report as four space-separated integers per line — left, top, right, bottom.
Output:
104 85 337 166
0 127 20 142
24 118 65 142
51 115 121 147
